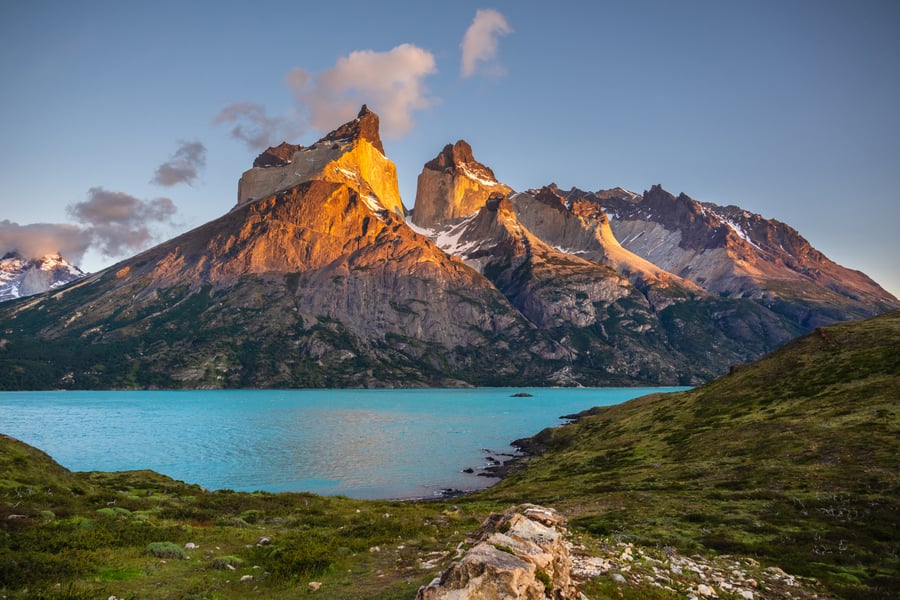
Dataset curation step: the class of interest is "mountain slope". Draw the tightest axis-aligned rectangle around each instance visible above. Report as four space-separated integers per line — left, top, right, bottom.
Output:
510 184 700 297
595 184 898 326
483 309 900 599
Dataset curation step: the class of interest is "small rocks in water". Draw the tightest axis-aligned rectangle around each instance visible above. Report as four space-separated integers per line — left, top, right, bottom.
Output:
510 392 533 397
308 581 322 591
256 536 271 546
462 467 475 474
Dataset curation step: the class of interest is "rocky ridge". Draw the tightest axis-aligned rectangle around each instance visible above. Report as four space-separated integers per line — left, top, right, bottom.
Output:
511 184 700 296
594 184 897 326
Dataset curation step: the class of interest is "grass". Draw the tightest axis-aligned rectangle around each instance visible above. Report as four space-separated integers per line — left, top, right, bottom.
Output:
477 309 900 599
1 310 898 598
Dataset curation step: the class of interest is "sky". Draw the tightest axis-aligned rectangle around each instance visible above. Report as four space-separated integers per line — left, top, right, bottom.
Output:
1 1 898 297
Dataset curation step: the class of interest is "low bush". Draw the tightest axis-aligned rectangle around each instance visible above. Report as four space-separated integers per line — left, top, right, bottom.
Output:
145 541 187 559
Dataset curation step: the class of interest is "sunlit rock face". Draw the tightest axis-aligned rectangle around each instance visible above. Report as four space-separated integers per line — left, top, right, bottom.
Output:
237 105 405 217
510 185 702 300
411 140 512 229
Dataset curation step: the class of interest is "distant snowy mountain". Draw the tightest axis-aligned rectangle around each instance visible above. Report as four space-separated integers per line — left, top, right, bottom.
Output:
0 252 86 302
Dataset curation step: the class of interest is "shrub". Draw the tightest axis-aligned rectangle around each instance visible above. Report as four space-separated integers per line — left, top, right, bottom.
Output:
145 541 187 559
209 555 244 570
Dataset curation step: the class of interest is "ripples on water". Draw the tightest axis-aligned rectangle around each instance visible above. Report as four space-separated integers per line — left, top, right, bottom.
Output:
0 387 685 499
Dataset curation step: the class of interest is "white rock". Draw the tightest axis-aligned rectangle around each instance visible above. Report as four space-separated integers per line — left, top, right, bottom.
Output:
240 575 253 582
697 583 717 597
611 573 627 584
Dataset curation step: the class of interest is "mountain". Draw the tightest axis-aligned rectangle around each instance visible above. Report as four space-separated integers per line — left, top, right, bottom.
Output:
0 108 895 390
0 252 85 302
484 308 900 599
0 108 571 389
236 105 404 217
510 184 699 295
590 184 898 327
410 143 839 384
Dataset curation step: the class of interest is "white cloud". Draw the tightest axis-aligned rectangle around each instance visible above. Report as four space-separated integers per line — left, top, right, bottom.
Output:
215 44 437 149
287 43 437 138
460 9 512 78
0 220 91 264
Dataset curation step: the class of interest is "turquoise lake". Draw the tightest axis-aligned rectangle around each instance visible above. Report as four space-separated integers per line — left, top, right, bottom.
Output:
0 388 685 499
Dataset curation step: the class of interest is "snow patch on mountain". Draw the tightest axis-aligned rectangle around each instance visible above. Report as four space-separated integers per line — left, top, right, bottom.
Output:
0 252 86 302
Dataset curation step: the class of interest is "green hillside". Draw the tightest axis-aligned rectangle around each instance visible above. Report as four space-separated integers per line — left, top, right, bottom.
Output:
1 310 897 598
481 309 900 598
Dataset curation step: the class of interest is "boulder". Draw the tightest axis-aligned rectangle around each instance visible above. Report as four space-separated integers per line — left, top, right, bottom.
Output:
416 504 579 599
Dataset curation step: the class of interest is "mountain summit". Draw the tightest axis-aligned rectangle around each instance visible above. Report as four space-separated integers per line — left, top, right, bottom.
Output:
411 140 512 229
237 104 403 216
0 252 85 303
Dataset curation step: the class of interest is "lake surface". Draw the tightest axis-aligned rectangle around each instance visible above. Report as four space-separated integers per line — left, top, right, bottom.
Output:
0 388 684 499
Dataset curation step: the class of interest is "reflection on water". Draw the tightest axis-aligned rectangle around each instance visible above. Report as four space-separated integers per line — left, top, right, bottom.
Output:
0 387 685 499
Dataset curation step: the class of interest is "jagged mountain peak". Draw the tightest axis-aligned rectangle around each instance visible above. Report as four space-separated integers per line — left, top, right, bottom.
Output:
0 251 85 303
320 104 384 154
511 185 703 298
252 142 304 168
425 140 474 169
412 141 512 229
237 105 404 216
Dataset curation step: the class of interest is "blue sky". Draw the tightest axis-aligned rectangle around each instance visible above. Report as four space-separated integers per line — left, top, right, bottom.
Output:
1 1 898 297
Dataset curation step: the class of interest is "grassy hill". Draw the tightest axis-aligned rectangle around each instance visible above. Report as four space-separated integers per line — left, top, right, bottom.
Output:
480 309 900 598
1 310 897 598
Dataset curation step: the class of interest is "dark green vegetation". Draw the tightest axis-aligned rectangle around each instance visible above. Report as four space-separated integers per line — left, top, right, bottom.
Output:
2 310 897 598
0 435 494 598
0 274 559 390
484 309 900 599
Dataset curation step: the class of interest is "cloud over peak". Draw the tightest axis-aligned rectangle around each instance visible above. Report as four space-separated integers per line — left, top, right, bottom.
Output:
287 43 437 138
0 220 91 265
216 43 437 150
152 140 207 187
461 9 512 78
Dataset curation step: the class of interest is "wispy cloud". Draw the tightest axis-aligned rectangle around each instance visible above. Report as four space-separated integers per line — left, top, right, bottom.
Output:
67 187 176 257
215 44 437 150
213 102 302 151
460 9 512 78
152 140 207 186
